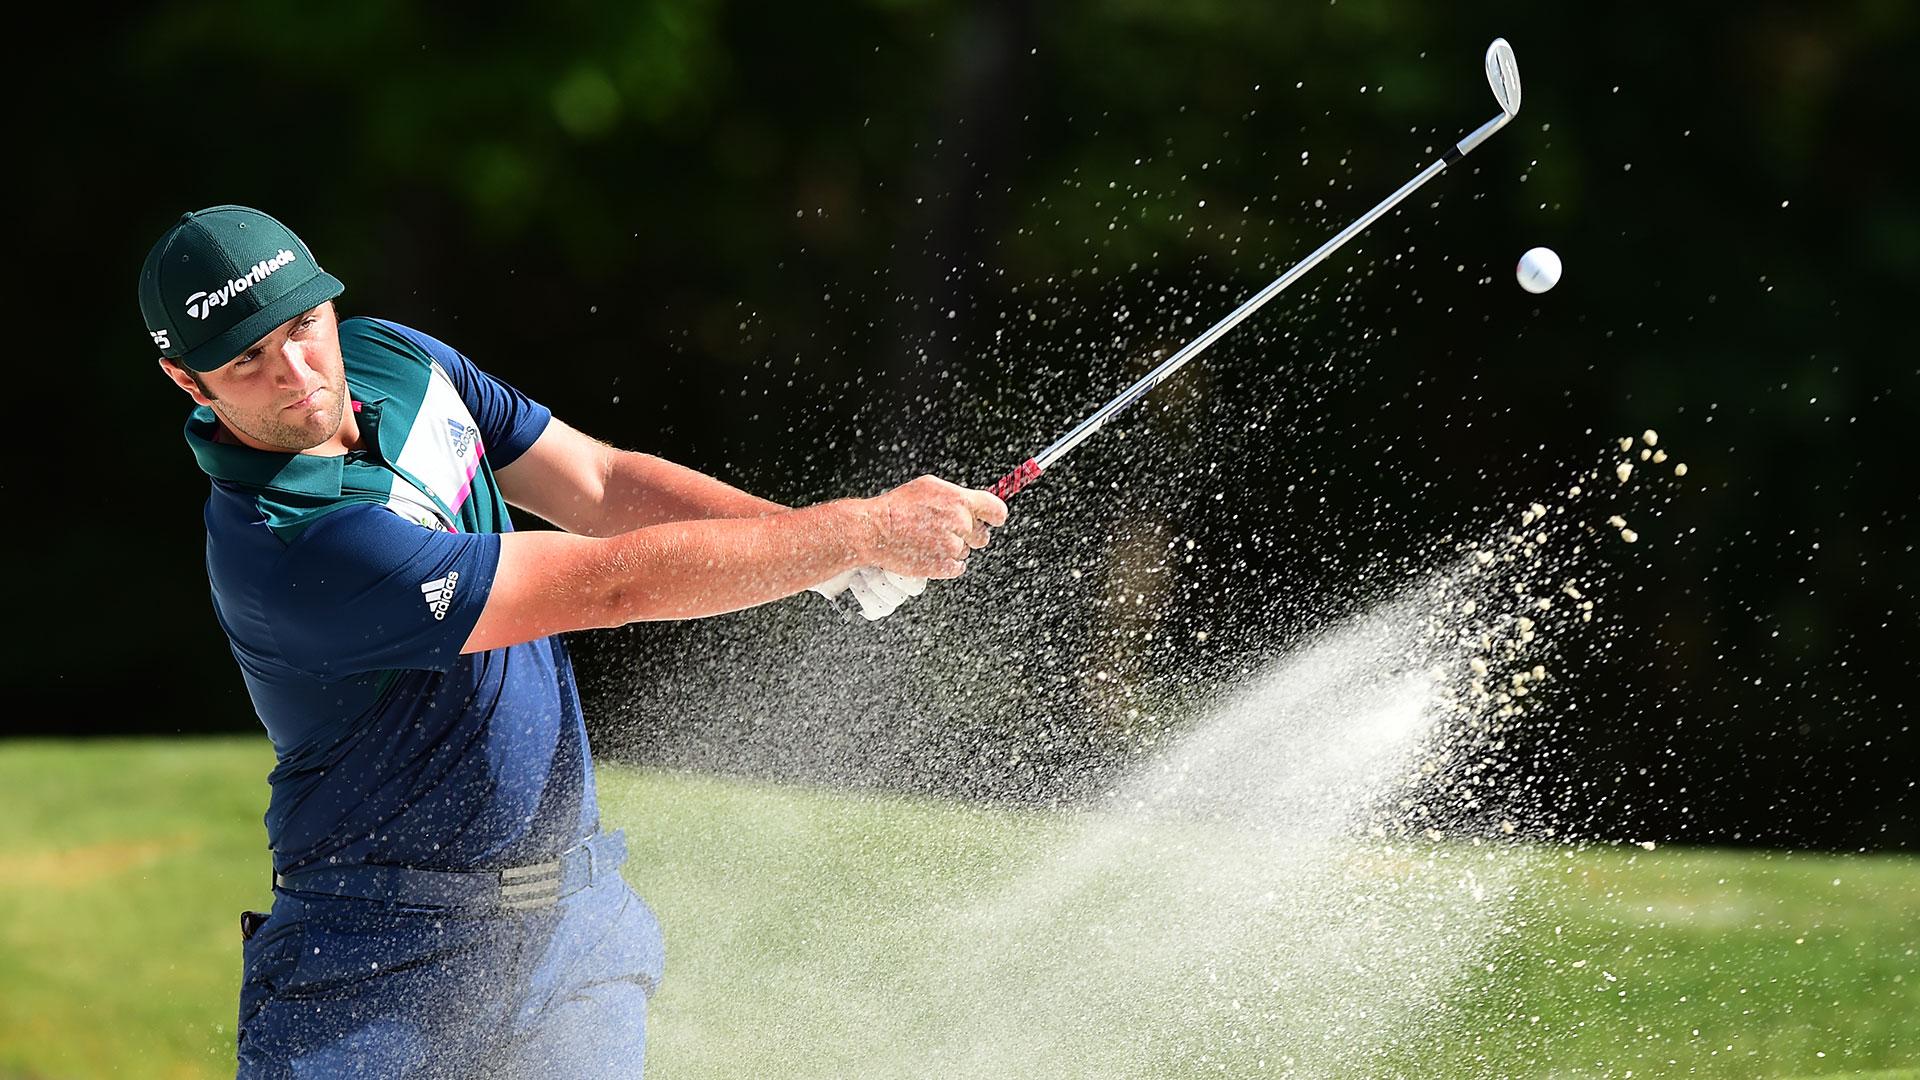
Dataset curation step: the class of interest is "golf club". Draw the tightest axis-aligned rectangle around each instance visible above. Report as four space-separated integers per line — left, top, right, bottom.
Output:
985 38 1523 502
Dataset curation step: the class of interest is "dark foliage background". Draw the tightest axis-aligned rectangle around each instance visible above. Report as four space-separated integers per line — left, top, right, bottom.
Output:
8 2 1914 851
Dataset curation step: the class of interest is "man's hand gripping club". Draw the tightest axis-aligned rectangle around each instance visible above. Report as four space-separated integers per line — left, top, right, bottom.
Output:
813 476 1007 620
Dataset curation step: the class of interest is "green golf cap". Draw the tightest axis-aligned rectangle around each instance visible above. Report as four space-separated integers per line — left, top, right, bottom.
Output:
138 205 345 372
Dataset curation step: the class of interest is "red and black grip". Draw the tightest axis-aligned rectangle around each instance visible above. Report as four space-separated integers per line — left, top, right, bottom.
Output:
987 457 1043 502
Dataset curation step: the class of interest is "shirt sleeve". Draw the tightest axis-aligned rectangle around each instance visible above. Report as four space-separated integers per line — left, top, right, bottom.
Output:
267 503 502 676
371 319 552 468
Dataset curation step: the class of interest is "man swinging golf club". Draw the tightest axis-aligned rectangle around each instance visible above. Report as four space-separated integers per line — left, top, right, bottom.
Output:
139 204 1006 1077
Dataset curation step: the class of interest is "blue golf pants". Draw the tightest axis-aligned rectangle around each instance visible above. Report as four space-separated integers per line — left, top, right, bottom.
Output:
235 871 665 1078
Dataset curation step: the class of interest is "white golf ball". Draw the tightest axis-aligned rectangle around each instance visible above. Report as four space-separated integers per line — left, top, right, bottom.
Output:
1516 246 1562 294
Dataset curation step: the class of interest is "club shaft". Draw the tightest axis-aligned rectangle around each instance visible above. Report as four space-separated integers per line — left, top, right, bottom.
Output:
988 107 1514 502
1035 155 1449 472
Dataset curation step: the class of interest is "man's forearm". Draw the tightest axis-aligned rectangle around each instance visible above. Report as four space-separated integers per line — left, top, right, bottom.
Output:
591 451 788 536
468 471 999 652
590 499 870 621
472 499 876 651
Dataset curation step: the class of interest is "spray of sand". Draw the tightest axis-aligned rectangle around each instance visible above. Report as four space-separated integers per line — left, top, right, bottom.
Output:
879 592 1512 1078
612 433 1687 1076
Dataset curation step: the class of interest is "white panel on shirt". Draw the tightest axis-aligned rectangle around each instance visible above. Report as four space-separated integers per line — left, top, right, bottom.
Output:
383 361 487 532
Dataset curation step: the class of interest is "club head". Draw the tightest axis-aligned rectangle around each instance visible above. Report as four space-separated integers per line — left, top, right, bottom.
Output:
1486 38 1521 117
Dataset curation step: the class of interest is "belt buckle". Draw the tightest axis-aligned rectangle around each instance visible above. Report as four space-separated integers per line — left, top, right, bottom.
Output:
497 857 564 912
496 835 603 912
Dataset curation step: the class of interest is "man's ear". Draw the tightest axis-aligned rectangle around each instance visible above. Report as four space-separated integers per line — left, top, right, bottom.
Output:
159 357 216 407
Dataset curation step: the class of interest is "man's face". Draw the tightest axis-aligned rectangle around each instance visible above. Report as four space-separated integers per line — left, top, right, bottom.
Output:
161 303 349 452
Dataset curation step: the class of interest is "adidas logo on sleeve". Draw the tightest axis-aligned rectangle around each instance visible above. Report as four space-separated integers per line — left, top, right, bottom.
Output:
420 572 460 621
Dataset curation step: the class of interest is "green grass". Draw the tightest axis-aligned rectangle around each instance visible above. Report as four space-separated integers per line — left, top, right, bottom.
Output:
1 737 1914 1079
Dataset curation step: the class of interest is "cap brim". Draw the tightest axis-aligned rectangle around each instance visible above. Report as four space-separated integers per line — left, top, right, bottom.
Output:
178 272 346 372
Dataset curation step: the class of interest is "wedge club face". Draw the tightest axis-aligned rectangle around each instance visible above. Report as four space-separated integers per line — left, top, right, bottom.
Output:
1486 38 1521 117
1454 38 1521 158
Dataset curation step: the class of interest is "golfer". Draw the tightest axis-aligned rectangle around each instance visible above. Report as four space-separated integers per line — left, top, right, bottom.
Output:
138 205 1006 1077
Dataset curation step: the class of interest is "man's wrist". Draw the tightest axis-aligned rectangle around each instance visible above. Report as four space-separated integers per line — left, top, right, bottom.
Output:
824 497 881 567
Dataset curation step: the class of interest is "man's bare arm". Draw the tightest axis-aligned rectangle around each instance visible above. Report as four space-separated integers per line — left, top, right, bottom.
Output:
497 418 785 537
463 476 1007 653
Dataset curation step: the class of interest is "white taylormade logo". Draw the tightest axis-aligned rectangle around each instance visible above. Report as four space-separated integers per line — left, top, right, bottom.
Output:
183 249 298 320
420 571 460 621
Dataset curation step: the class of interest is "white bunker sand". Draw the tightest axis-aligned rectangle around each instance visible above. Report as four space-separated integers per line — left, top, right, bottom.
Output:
705 594 1532 1079
910 601 1513 1077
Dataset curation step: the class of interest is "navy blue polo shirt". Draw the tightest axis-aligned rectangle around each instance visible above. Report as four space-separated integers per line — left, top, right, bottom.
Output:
185 317 597 875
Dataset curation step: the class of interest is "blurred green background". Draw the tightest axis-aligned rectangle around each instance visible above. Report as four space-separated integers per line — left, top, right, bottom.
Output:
6 7 1915 839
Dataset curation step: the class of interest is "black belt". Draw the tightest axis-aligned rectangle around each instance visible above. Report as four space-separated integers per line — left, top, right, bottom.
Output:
272 830 627 912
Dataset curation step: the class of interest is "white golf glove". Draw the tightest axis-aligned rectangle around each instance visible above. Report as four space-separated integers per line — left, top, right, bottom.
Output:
809 567 928 621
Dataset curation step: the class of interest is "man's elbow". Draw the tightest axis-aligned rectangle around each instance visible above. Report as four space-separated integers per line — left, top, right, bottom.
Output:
588 543 685 625
595 580 710 625
593 582 639 628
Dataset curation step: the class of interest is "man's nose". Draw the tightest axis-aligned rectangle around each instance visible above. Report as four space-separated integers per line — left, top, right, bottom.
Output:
270 342 316 386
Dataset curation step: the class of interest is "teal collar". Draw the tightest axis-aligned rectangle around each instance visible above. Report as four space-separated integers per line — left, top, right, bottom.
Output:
183 390 389 498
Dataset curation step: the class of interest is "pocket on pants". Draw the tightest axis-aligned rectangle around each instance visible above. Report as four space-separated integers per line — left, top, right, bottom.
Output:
237 914 303 1034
